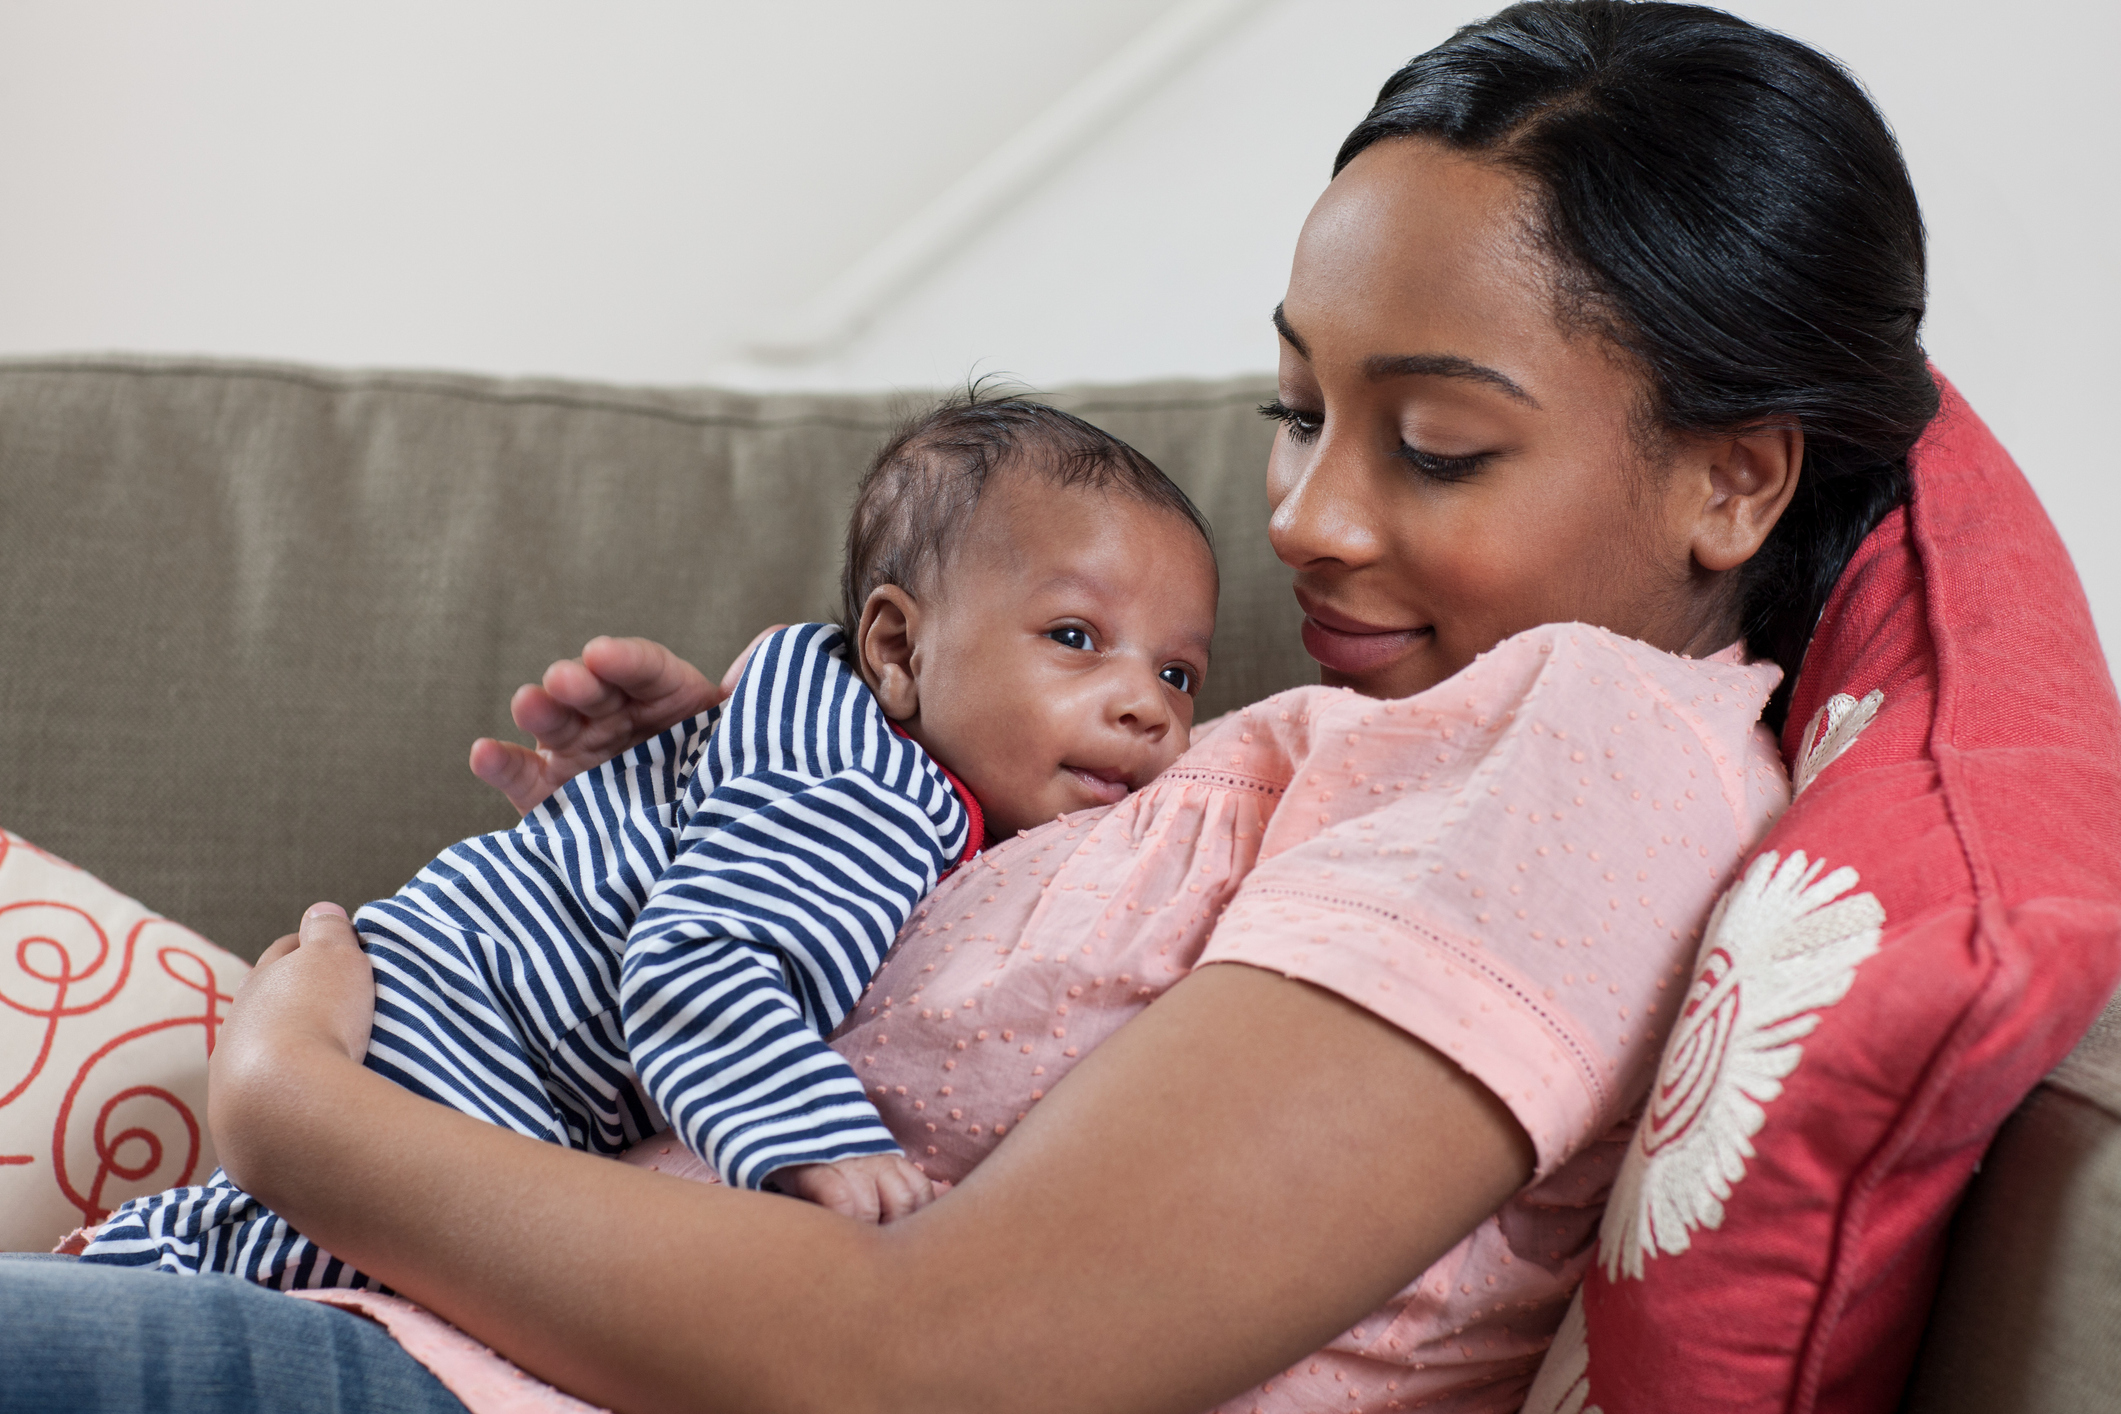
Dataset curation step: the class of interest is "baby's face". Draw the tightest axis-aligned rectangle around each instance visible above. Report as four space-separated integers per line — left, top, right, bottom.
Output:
868 471 1218 840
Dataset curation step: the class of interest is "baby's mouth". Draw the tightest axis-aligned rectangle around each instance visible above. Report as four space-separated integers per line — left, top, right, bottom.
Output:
1062 765 1133 807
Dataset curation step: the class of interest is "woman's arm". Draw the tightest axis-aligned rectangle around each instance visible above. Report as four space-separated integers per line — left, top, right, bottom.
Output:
218 909 1533 1414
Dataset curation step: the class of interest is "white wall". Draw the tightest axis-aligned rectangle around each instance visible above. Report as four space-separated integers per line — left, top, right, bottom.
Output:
2 0 2114 663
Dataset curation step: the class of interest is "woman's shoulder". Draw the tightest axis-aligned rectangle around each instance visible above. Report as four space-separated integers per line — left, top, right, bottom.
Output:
1428 623 1788 843
1178 621 1790 882
1485 622 1782 746
1198 625 1792 1176
1195 622 1781 761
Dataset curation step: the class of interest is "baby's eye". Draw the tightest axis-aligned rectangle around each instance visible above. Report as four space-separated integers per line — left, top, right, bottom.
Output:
1160 664 1197 694
1047 627 1093 651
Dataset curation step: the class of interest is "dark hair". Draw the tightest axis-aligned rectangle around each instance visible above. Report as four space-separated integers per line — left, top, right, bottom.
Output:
838 387 1214 636
1338 0 1937 725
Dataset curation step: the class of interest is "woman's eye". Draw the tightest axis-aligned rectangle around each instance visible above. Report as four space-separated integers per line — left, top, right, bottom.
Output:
1396 443 1488 484
1047 627 1093 651
1159 665 1196 694
1258 399 1323 444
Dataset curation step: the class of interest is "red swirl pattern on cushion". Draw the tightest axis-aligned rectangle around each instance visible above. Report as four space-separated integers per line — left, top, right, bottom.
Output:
0 829 249 1250
1642 945 1738 1160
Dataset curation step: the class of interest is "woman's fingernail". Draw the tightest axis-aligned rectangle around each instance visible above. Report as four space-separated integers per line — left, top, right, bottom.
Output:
306 902 348 921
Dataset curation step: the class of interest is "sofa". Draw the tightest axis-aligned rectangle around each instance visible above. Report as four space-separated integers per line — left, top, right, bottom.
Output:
1 355 2114 1411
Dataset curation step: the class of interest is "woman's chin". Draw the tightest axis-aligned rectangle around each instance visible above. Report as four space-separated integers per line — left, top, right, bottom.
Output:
1302 618 1439 696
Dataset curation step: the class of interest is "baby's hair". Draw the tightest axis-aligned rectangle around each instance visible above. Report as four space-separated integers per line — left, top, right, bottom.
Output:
837 385 1214 636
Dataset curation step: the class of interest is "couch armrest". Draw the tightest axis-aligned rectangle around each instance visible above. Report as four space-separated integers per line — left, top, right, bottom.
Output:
1902 987 2121 1413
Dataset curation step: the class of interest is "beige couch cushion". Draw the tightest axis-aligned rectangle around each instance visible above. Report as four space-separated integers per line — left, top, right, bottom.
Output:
0 356 1302 961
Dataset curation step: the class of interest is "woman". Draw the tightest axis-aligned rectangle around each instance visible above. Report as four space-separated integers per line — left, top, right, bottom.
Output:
2 4 1939 1411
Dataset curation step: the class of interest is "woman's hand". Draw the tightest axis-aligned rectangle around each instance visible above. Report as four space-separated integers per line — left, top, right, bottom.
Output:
470 630 780 815
206 903 376 1195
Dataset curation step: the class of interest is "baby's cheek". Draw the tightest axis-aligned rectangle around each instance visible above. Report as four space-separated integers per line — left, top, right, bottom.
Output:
926 720 1044 819
967 750 1068 839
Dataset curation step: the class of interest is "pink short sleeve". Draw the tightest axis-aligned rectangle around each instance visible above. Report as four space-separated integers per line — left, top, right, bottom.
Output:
1200 623 1788 1176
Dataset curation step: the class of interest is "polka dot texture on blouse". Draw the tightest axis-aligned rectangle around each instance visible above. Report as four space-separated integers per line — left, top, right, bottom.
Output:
831 622 1787 1414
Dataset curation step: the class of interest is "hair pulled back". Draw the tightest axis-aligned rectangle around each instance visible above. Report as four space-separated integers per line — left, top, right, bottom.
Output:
1338 0 1937 721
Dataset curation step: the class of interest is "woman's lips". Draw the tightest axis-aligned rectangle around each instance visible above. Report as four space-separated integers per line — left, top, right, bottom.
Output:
1063 766 1132 806
1299 605 1433 676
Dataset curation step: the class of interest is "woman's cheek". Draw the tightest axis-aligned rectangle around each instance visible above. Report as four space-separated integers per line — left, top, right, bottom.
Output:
1420 537 1541 661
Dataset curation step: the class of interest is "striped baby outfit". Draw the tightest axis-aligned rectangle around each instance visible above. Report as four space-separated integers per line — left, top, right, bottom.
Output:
82 624 978 1287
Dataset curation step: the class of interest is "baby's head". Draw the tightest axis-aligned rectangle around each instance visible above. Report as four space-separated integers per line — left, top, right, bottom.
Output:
840 394 1219 840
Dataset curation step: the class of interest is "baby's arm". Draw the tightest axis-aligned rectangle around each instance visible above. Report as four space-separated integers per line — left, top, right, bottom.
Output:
620 766 946 1215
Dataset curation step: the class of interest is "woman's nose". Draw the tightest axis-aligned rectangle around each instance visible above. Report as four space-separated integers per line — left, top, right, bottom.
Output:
1267 431 1387 573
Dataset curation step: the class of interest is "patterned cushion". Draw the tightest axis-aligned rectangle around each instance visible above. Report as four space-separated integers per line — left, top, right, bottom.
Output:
0 828 250 1252
1526 375 2121 1412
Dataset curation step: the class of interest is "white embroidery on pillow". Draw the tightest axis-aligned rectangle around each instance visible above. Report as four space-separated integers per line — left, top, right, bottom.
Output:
1522 1289 1602 1414
1793 689 1884 796
1599 849 1884 1280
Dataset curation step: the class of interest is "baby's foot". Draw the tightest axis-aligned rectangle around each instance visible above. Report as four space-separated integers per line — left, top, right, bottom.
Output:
771 1153 936 1223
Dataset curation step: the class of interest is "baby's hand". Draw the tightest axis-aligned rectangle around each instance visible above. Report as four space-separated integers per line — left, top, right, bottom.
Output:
771 1153 936 1223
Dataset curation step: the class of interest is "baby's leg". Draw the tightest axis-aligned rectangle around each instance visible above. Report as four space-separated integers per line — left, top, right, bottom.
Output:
358 910 584 1147
78 1171 377 1290
82 910 602 1287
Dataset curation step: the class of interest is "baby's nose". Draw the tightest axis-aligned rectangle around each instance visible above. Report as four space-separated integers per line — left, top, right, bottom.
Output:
1108 673 1171 738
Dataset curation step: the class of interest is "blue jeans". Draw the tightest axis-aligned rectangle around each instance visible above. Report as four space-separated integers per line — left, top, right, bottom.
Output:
0 1254 469 1413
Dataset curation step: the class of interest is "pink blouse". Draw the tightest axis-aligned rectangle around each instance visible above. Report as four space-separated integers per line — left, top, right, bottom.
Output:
834 622 1787 1413
349 623 1788 1414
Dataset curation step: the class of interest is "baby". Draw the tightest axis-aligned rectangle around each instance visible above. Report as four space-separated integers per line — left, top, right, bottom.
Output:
83 393 1219 1285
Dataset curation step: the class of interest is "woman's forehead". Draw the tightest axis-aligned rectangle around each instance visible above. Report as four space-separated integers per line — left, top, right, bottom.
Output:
1284 139 1572 379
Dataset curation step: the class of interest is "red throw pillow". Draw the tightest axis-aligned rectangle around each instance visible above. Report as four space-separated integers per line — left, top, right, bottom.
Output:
1525 374 2121 1412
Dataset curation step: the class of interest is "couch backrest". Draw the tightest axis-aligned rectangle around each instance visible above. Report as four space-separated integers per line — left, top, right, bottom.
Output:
0 357 1303 959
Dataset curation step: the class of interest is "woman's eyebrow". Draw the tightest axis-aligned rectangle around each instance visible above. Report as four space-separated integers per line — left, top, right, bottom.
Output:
1271 303 1310 360
1363 353 1539 407
1273 305 1538 408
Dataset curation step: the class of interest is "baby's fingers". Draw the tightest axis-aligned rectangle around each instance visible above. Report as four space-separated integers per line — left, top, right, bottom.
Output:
470 737 554 817
841 1173 884 1225
773 1162 872 1222
509 681 587 744
874 1157 936 1224
541 655 632 722
581 636 725 720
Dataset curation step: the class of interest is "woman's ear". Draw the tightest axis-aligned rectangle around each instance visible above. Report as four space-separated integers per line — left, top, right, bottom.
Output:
857 585 923 721
1688 424 1804 574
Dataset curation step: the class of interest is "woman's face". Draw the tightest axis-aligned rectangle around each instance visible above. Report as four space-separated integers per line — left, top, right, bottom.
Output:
1268 137 1737 701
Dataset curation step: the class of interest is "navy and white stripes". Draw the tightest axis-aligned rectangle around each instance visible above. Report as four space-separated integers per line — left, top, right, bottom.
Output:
82 624 971 1286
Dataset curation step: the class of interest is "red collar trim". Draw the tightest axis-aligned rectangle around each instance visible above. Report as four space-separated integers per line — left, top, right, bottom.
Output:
888 721 986 870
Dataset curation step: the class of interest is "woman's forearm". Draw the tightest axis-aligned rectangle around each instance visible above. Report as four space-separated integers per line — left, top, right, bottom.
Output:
219 1031 887 1411
221 960 1532 1414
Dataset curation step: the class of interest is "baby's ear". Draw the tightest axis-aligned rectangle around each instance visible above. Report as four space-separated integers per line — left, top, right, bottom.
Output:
857 586 922 721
